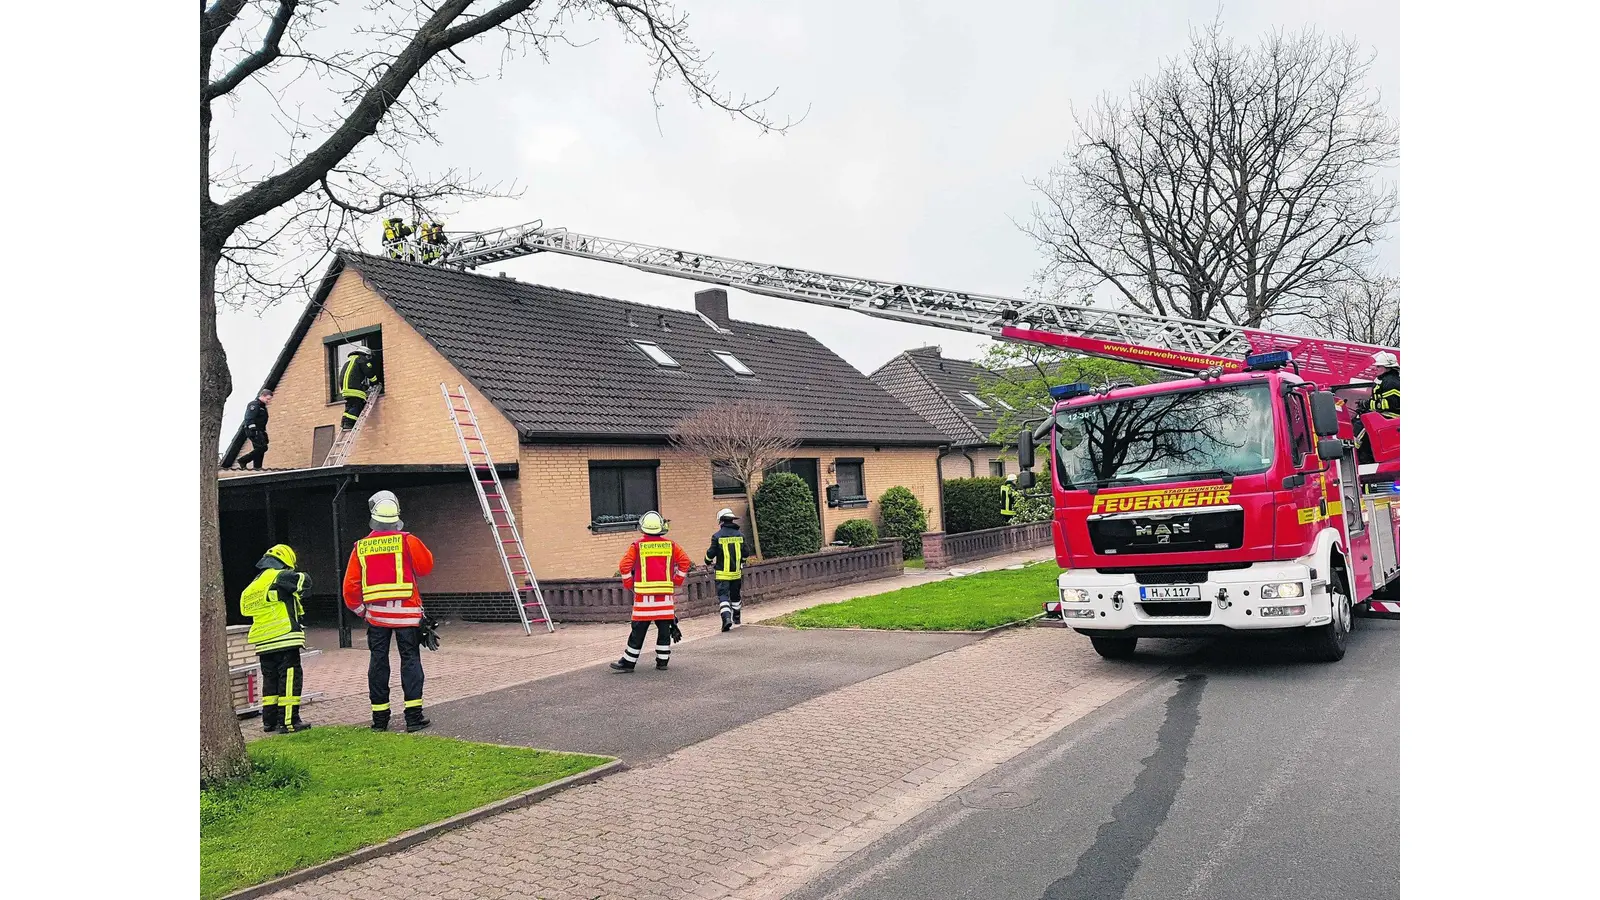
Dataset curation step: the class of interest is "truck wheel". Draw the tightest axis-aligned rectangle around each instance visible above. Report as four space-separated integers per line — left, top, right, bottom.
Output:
1305 568 1352 663
1090 636 1138 660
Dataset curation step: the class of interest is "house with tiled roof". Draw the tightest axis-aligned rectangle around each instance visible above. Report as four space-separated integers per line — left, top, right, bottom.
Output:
216 252 949 619
870 346 1022 480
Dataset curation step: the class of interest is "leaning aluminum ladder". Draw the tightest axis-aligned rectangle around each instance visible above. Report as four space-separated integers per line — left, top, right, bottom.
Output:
322 387 381 467
440 383 554 634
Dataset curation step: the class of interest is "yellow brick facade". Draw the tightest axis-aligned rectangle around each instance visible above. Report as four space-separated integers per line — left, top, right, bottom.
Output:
939 449 1015 481
258 268 519 469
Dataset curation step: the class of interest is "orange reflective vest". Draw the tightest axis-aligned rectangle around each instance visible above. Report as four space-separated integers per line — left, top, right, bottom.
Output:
618 538 692 621
343 530 435 628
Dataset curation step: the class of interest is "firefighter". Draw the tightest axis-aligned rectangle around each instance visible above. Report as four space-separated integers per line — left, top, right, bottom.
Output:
343 492 436 731
610 511 693 672
382 217 413 259
240 544 313 734
1355 351 1400 463
419 221 447 263
1000 474 1022 521
705 508 752 632
338 343 380 430
235 389 273 470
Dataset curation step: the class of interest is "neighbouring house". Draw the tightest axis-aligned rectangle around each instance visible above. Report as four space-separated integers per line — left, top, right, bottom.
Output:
216 252 949 624
870 346 1022 481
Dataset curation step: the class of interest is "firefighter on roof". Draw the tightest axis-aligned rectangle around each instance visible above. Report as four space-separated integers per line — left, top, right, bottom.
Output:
1000 474 1022 521
611 511 693 671
240 544 312 734
235 388 273 470
338 343 380 430
705 508 753 632
344 492 436 731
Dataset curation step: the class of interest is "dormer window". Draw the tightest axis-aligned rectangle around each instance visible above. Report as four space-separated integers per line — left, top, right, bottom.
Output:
634 340 679 368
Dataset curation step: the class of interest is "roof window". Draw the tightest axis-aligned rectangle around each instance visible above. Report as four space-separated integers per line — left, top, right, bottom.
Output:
714 351 754 376
960 391 991 410
633 341 679 367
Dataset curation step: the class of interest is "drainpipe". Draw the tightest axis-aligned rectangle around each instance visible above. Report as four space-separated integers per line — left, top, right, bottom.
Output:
960 450 977 478
934 444 949 532
332 476 353 649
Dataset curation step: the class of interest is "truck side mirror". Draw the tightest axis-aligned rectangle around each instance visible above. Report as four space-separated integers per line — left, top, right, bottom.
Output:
1016 471 1036 490
1018 427 1035 470
1309 392 1340 436
1317 438 1344 461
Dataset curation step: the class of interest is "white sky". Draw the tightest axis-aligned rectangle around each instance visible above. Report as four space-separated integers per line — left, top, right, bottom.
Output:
216 0 1398 433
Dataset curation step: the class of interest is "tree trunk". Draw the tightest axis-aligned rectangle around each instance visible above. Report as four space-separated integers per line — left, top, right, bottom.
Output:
200 245 249 787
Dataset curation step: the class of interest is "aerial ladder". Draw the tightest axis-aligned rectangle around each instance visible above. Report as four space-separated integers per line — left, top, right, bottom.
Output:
389 220 1399 389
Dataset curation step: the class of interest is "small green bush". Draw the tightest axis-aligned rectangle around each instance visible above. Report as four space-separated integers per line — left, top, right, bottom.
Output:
943 477 1007 533
754 472 822 558
1013 489 1055 524
833 518 879 547
878 486 928 558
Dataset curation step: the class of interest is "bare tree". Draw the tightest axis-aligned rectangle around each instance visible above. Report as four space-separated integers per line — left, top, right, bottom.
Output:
670 401 802 556
1023 21 1398 328
1293 275 1400 346
201 0 797 786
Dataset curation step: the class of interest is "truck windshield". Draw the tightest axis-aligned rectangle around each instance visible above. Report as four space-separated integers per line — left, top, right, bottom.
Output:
1053 382 1276 490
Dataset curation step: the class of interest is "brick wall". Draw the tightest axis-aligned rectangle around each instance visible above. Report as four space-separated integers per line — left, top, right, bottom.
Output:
922 521 1054 568
227 625 261 712
938 448 1015 481
261 268 519 468
516 443 943 579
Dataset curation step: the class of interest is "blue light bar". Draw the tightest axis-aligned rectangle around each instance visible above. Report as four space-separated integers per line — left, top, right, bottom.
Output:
1048 381 1094 400
1244 350 1293 371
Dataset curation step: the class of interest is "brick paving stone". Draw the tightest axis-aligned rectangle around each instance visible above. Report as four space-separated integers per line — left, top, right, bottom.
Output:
260 619 1155 900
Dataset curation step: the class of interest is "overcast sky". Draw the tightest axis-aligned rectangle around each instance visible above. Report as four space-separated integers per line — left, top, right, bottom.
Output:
216 0 1398 433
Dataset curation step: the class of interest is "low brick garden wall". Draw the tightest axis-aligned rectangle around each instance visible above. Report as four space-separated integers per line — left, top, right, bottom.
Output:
922 521 1054 569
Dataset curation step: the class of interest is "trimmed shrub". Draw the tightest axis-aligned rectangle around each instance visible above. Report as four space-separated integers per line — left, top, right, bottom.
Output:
833 518 879 548
754 472 822 558
878 486 929 558
943 477 1007 534
1013 489 1054 525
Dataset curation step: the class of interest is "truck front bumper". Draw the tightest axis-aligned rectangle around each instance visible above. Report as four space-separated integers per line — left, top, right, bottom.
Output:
1040 559 1331 636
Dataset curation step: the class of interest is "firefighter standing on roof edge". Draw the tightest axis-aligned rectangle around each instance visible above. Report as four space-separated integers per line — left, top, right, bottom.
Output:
1000 474 1022 521
1355 351 1400 463
339 343 380 430
241 544 313 734
344 492 435 731
611 511 693 672
235 389 273 470
706 508 753 632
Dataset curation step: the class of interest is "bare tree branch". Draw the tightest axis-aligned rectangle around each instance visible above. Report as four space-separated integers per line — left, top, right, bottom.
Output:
205 0 299 100
671 402 802 556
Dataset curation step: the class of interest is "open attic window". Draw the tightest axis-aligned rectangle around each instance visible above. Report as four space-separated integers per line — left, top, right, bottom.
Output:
996 398 1016 411
633 340 679 368
960 391 990 410
325 327 383 403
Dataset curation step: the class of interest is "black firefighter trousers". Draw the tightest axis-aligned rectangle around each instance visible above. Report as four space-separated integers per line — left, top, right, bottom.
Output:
622 619 673 667
367 625 424 722
258 647 304 729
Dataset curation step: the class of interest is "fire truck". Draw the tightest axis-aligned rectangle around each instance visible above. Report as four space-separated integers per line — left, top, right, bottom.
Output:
391 220 1399 661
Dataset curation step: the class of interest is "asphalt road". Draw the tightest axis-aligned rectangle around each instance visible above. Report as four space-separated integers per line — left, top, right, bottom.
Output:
425 625 978 762
791 620 1400 900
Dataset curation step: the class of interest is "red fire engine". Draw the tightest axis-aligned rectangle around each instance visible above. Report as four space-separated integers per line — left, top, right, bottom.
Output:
396 221 1399 661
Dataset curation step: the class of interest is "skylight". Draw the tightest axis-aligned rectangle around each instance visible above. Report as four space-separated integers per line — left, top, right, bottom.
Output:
714 351 754 376
960 391 991 410
996 399 1015 411
634 341 679 367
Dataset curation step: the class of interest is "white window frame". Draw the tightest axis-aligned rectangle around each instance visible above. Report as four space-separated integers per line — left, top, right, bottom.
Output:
960 391 990 409
633 340 679 368
713 351 754 376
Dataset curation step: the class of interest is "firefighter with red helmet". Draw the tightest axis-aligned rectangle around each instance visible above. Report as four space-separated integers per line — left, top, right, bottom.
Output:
610 511 693 672
343 491 436 731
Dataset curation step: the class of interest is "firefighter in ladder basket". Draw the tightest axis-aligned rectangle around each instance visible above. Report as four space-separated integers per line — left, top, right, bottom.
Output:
1355 351 1400 464
343 492 436 731
611 511 693 672
338 343 380 430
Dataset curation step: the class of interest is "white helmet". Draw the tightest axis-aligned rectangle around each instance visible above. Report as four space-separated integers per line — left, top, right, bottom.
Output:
1372 351 1398 370
368 490 398 513
717 507 737 521
371 497 402 528
639 511 667 535
347 342 371 355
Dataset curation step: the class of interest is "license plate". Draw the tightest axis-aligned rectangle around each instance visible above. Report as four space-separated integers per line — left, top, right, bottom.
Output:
1139 585 1199 601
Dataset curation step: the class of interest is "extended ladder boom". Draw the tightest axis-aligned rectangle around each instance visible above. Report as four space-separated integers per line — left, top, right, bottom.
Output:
404 221 1397 387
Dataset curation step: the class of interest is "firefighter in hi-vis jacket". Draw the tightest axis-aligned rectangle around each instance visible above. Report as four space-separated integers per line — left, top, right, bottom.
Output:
240 544 312 734
610 511 693 672
343 492 435 731
705 507 752 632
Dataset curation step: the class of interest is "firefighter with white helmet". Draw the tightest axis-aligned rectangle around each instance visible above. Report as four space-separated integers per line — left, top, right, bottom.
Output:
1000 473 1022 521
610 511 693 671
343 491 437 730
705 507 753 632
1356 351 1400 463
338 343 380 430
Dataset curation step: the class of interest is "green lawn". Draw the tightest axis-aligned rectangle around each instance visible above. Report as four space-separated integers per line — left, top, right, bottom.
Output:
904 557 926 569
773 560 1061 631
201 728 609 899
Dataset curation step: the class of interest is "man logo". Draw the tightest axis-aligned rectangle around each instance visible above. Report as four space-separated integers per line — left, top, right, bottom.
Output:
1135 521 1191 543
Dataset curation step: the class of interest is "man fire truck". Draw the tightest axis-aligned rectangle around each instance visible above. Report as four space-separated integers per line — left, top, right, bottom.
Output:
382 218 1398 663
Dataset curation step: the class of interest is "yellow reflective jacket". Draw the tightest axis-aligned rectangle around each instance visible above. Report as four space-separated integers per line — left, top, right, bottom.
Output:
241 564 310 653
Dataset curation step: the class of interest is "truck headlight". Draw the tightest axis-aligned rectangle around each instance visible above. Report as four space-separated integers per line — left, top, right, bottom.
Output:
1259 605 1306 617
1060 588 1090 603
1260 582 1303 599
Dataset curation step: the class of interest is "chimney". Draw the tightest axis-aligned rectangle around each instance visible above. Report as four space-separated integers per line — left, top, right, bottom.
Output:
695 288 731 329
